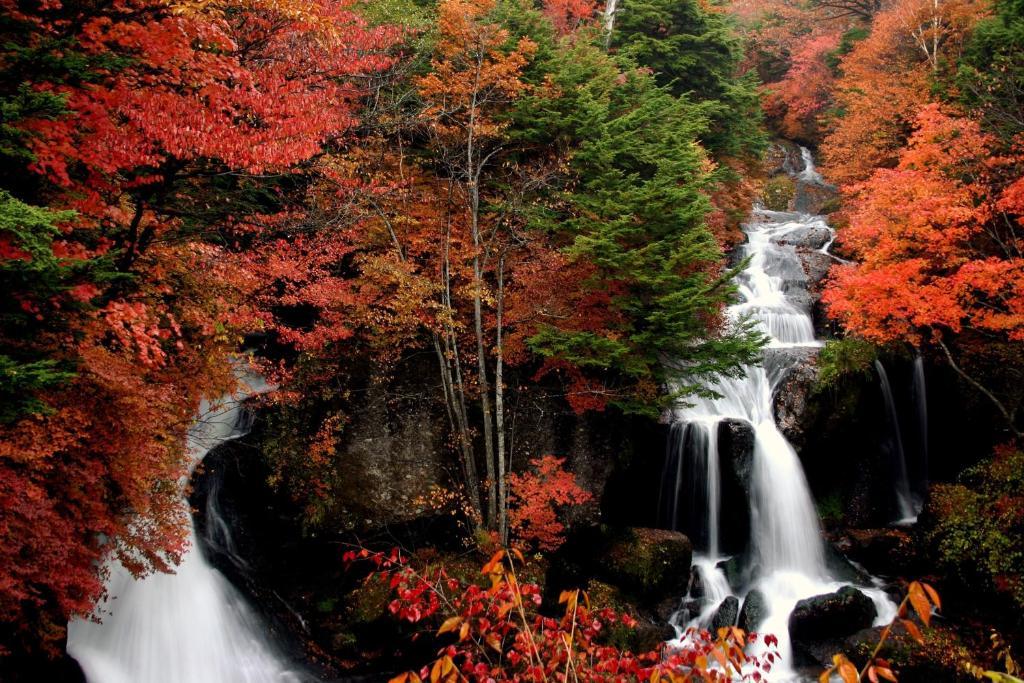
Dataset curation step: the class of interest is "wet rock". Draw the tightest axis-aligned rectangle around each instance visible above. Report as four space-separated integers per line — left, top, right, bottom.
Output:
788 586 877 644
719 419 755 495
738 589 767 632
737 589 770 634
799 250 833 288
773 225 833 251
771 348 820 451
711 596 740 630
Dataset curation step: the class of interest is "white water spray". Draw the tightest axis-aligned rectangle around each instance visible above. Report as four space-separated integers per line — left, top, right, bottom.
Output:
67 373 305 683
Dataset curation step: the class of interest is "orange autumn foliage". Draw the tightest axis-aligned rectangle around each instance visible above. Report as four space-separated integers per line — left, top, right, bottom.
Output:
822 0 989 184
824 104 1024 345
506 456 592 551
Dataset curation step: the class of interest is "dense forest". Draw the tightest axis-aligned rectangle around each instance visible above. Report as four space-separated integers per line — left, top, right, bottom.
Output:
0 0 1021 681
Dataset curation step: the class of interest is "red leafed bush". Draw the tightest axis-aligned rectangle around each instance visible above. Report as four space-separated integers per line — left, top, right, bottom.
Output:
507 456 592 552
343 547 779 683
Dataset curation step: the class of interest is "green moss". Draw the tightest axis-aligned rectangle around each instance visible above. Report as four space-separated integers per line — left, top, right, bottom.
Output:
762 175 796 211
814 338 877 393
816 492 844 528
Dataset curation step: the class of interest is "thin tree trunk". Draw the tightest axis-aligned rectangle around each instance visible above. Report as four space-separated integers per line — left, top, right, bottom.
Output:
467 64 497 529
495 255 508 543
937 338 1021 439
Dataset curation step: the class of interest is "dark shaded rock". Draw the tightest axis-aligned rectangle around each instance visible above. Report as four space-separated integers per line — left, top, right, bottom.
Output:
604 528 693 602
789 586 877 644
548 526 692 607
719 419 754 495
770 348 820 451
738 589 768 633
823 543 874 585
830 528 919 577
716 418 754 552
687 565 705 599
793 623 974 682
711 596 740 631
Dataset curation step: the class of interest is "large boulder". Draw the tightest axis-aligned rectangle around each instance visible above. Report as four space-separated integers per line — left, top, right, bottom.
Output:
604 528 693 602
738 589 768 633
717 419 754 552
788 586 877 644
773 225 833 251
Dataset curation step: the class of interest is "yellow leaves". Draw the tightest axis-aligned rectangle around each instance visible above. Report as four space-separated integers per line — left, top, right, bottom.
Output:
822 654 860 683
389 673 423 683
559 589 579 613
907 582 933 627
429 655 456 683
484 633 502 652
437 616 463 636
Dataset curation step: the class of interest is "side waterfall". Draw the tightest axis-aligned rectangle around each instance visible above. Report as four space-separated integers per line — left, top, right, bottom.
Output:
67 374 305 683
875 360 917 523
663 148 894 679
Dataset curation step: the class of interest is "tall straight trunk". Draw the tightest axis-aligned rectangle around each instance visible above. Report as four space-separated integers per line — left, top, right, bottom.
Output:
495 256 508 543
440 182 483 522
603 0 618 49
466 70 498 529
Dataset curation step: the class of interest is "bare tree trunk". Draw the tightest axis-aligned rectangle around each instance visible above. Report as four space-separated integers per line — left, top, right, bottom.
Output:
603 0 618 49
937 338 1022 439
467 67 498 529
495 256 508 544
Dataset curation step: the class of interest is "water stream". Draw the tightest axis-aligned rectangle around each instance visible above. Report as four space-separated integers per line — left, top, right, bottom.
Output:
663 148 895 679
67 374 304 683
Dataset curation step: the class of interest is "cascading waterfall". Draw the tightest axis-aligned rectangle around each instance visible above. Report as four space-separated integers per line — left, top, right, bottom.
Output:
912 356 929 495
875 360 917 522
67 374 305 683
664 148 894 679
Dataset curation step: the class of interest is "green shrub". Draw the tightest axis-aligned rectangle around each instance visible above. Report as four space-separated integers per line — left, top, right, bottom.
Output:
926 447 1024 611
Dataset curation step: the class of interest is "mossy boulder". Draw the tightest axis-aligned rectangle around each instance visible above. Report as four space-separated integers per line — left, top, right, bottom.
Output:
604 528 693 602
763 175 796 211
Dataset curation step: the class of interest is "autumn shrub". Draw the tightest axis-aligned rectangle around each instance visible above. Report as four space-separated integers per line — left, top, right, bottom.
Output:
506 456 592 552
343 547 779 682
925 445 1024 612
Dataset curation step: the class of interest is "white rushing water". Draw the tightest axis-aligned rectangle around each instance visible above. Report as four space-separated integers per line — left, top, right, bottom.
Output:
665 148 894 679
67 373 305 683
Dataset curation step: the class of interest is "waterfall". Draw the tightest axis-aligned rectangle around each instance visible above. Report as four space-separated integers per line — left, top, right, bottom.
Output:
875 360 917 523
665 147 894 679
67 373 305 683
661 421 721 557
798 147 825 185
912 355 929 495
